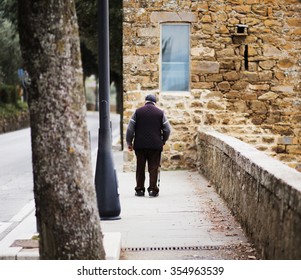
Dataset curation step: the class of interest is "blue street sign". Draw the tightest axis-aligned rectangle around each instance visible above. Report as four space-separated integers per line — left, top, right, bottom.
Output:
18 68 25 83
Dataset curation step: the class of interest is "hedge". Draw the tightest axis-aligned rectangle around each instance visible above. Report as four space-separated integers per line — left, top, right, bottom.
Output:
0 85 19 105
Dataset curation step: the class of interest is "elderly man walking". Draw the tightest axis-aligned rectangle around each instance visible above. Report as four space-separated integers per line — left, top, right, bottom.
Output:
126 94 171 197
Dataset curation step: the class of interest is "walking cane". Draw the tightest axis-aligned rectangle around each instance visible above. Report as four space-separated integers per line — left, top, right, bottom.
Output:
157 156 161 189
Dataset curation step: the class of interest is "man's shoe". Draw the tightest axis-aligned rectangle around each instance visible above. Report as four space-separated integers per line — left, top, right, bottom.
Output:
148 190 159 197
135 190 145 197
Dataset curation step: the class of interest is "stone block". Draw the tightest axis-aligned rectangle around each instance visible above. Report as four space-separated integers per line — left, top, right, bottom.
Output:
223 71 240 81
201 90 223 99
259 60 276 70
277 137 296 145
248 62 258 72
228 0 243 4
271 85 294 93
201 24 215 34
249 84 270 91
264 20 282 27
136 63 157 72
262 136 275 144
234 101 248 113
197 3 209 12
274 144 286 153
286 145 301 155
225 91 241 99
258 92 278 100
218 25 230 34
290 28 301 36
206 74 223 82
193 82 215 89
220 60 235 70
287 18 301 27
232 81 249 90
216 48 235 58
278 59 295 69
266 114 281 124
292 115 301 124
263 45 283 57
201 15 212 23
234 5 251 14
242 92 257 100
192 61 220 74
123 55 144 64
250 100 268 114
207 100 226 110
259 71 273 81
244 72 259 82
137 28 159 37
246 0 260 3
251 115 265 125
173 142 185 151
150 11 197 23
214 11 228 22
191 46 215 57
136 46 158 55
252 5 268 16
218 81 231 91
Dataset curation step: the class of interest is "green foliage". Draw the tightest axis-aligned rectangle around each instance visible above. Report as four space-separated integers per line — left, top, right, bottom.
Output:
76 0 97 57
80 42 98 78
0 3 22 85
0 0 18 26
0 101 27 117
76 0 123 79
109 0 123 77
0 84 19 105
0 0 123 86
0 2 26 119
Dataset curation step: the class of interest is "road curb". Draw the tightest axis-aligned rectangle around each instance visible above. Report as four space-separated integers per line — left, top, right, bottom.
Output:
0 201 121 260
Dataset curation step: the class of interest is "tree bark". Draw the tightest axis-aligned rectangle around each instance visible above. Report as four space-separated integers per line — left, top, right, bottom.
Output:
18 0 105 259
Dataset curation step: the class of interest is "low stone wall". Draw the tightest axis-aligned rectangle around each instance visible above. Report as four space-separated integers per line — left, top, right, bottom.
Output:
0 111 30 134
196 128 301 260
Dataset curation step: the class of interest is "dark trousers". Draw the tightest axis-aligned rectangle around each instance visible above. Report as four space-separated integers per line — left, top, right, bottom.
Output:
135 149 161 193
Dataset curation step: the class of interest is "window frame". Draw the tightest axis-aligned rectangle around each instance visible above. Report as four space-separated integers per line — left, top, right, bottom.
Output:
160 23 191 95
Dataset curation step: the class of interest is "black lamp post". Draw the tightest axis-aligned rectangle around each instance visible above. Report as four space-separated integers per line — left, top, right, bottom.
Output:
95 0 121 220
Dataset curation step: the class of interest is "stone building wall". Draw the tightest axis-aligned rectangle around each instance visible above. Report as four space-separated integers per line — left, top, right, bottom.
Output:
123 0 301 171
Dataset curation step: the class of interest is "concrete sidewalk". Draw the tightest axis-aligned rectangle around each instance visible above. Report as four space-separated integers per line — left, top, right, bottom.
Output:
0 150 258 260
104 168 257 260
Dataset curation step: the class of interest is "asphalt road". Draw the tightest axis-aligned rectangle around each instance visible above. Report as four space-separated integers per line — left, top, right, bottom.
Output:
0 111 120 223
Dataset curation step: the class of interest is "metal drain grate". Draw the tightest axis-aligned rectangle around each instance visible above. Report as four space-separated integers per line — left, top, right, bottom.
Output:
122 245 226 252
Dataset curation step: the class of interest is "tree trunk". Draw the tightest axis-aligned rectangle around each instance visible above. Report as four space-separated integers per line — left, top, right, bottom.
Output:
18 0 105 259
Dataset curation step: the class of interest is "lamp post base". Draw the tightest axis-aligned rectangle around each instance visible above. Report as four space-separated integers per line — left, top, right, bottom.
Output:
95 128 121 220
